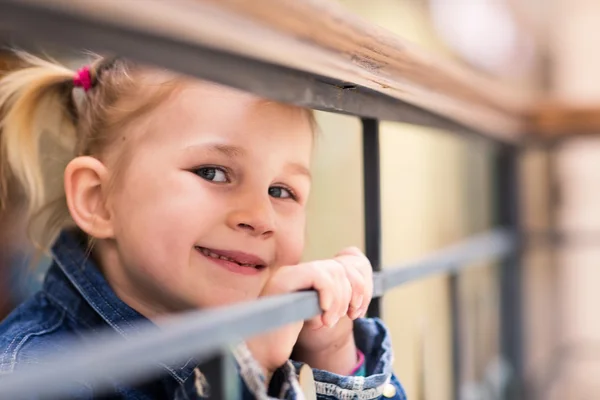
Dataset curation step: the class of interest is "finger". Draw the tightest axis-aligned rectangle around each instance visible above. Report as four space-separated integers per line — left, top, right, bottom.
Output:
334 266 351 324
310 261 341 328
335 252 370 279
263 263 336 328
324 262 345 327
355 264 373 318
336 252 373 315
336 246 363 257
304 316 324 330
331 260 354 324
361 306 369 318
320 260 352 327
343 262 366 319
334 253 369 318
358 259 374 317
341 272 353 320
360 280 373 318
264 264 332 308
315 266 336 327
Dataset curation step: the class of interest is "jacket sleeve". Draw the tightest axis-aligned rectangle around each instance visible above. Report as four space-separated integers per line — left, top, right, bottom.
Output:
297 318 407 400
173 318 407 400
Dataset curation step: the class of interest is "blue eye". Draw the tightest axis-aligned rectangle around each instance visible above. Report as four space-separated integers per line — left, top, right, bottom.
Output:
195 167 228 183
269 186 294 199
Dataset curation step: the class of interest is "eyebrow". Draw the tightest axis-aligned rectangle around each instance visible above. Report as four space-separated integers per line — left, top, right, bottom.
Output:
287 163 312 180
206 144 246 158
184 143 246 157
185 142 311 178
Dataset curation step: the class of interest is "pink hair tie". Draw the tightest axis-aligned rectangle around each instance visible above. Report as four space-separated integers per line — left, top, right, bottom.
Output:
73 66 93 92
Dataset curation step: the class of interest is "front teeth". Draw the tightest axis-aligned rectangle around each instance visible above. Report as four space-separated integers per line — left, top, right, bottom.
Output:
198 247 258 268
200 247 228 261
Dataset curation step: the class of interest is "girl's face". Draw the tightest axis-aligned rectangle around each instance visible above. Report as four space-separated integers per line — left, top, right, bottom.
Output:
99 81 313 316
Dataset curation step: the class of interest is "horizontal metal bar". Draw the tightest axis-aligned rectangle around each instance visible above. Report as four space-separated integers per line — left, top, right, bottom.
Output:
0 292 321 399
0 229 515 399
526 230 600 246
0 0 514 143
373 229 515 296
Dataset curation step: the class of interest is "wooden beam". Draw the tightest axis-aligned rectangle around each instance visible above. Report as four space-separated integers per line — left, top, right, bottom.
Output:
0 0 535 143
530 104 600 138
0 50 19 75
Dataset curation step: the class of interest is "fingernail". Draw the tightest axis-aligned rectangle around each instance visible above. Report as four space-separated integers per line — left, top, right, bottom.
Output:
349 307 359 319
356 295 364 310
347 308 355 319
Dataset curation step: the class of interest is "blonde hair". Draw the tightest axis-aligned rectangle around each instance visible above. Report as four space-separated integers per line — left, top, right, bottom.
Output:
0 52 179 252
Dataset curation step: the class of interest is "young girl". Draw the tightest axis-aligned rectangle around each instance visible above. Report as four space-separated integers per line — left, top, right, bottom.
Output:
0 53 406 399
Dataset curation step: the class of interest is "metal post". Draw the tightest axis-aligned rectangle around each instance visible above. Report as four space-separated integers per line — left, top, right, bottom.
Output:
533 143 562 400
495 144 524 400
362 118 383 318
450 274 462 400
200 352 239 400
546 143 560 366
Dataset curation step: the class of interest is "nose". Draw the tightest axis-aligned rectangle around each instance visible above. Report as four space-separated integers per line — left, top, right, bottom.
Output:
226 192 275 239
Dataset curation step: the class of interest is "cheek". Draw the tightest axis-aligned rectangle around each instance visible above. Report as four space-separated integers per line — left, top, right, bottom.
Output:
276 211 306 265
109 166 219 269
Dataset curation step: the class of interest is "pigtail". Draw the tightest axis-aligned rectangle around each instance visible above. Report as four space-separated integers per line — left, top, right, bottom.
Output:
0 52 79 250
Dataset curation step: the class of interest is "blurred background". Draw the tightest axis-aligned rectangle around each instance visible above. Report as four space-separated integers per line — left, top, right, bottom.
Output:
1 0 599 399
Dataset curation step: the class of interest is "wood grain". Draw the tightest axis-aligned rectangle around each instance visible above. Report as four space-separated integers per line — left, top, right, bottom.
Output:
11 0 537 142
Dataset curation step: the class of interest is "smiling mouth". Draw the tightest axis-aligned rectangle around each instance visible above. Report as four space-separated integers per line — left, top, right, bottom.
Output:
194 246 266 270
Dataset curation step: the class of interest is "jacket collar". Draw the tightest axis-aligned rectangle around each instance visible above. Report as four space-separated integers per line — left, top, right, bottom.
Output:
47 229 195 383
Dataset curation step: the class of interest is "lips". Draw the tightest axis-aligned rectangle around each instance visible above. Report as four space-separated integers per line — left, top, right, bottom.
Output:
194 246 266 269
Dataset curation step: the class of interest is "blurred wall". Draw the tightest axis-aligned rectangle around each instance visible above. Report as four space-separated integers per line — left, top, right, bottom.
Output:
545 0 600 398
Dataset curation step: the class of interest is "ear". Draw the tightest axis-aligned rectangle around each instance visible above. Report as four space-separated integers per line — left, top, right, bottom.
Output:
64 156 114 239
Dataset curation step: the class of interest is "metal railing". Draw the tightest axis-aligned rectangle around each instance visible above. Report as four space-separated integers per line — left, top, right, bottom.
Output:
0 0 529 399
0 230 516 399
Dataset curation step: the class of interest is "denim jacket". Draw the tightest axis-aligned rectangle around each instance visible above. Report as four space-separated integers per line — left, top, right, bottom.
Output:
0 230 406 399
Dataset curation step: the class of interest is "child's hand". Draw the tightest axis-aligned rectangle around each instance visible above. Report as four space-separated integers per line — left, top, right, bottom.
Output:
293 247 373 374
246 248 372 379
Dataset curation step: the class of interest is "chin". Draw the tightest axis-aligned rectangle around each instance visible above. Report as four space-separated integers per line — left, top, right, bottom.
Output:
203 289 260 309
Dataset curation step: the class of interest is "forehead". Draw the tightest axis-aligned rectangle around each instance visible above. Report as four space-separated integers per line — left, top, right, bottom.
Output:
136 80 314 160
